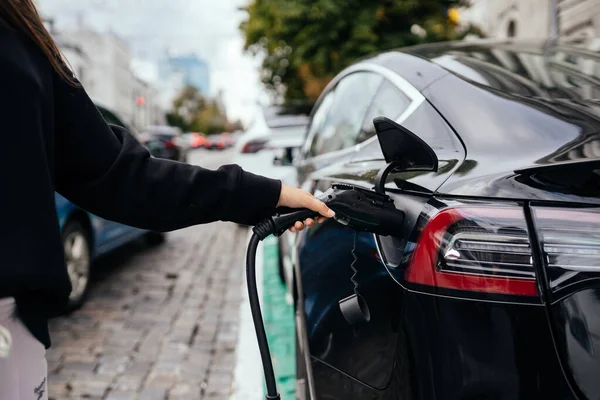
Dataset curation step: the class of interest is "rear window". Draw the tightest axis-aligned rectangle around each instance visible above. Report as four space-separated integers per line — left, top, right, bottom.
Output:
144 126 181 136
264 104 312 129
270 125 307 139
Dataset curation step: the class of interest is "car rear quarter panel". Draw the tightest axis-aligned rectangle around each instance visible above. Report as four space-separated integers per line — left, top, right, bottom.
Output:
424 73 600 204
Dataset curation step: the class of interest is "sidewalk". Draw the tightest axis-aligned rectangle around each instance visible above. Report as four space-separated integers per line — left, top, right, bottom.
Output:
48 223 247 399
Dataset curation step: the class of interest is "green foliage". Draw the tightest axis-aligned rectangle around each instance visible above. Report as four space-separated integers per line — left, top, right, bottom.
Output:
167 85 230 134
241 0 471 102
165 112 187 132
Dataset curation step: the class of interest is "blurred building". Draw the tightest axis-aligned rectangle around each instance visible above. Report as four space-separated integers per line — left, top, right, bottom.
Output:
53 24 165 130
158 54 211 95
462 0 600 40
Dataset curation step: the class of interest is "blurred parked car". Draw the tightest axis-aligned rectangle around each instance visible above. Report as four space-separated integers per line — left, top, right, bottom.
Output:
220 132 235 148
56 105 165 311
232 104 311 185
286 39 600 400
204 134 232 150
139 125 188 162
189 132 206 149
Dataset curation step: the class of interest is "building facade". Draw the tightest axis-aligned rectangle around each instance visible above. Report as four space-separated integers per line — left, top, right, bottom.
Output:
462 0 600 41
159 54 211 95
54 26 164 131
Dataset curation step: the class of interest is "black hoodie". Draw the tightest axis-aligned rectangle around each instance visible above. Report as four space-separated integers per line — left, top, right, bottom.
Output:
0 24 281 348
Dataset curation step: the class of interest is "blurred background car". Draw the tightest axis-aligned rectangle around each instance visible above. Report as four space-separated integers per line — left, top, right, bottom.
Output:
138 125 188 162
220 132 235 148
204 133 233 150
56 104 165 312
233 103 312 186
181 132 207 149
189 132 206 149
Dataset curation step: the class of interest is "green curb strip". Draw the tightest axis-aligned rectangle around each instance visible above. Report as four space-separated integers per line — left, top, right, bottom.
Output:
262 236 296 399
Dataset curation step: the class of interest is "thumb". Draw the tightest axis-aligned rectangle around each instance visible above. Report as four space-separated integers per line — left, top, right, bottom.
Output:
309 195 335 218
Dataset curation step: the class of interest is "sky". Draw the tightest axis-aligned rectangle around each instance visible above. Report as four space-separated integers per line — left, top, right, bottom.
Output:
38 0 268 125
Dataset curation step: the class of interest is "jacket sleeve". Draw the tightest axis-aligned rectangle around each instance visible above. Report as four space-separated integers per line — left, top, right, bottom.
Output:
53 73 282 231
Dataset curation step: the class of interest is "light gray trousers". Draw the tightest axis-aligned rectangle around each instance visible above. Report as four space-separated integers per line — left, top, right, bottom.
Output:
0 298 48 400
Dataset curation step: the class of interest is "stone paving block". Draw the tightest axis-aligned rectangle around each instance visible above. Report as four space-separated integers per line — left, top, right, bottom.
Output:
67 379 110 398
49 222 248 399
104 392 137 400
139 386 168 400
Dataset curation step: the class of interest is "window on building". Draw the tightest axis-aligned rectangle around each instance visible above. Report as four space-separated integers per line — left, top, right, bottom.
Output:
507 20 517 38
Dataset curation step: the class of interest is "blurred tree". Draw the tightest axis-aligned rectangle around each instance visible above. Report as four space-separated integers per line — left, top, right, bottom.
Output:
227 119 245 132
191 99 229 135
240 0 472 102
167 86 231 134
165 112 188 132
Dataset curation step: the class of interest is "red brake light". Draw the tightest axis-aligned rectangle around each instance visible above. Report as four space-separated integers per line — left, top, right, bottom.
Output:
406 206 538 297
164 139 176 149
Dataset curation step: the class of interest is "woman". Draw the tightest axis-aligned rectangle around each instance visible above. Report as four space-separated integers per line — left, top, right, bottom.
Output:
0 1 333 398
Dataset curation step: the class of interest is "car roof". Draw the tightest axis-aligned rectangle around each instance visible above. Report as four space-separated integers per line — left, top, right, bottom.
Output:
370 39 600 170
370 38 600 102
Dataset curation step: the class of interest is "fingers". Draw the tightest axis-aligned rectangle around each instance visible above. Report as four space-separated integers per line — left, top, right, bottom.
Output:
288 217 328 232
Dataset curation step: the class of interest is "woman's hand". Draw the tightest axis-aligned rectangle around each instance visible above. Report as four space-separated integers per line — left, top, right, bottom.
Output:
277 184 335 232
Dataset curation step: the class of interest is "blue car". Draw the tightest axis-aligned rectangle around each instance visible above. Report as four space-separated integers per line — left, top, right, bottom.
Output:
56 105 164 310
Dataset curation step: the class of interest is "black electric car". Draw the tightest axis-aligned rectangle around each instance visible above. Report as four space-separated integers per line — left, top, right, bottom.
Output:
284 38 600 400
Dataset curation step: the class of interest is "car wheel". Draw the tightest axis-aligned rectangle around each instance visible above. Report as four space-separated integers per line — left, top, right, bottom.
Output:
62 221 92 312
146 231 166 246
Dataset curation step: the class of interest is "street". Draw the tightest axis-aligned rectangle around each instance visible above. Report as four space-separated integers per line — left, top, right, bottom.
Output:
48 149 247 400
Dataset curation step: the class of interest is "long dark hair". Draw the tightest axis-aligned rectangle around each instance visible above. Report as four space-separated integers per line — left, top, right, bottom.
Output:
0 0 75 84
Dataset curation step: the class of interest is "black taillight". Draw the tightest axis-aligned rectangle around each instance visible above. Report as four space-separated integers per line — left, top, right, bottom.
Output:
242 139 268 154
532 207 600 293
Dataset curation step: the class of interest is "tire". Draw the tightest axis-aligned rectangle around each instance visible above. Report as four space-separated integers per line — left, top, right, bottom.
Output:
62 221 92 312
146 231 166 246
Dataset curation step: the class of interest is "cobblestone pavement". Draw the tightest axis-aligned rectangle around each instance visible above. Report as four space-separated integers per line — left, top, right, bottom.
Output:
47 149 250 400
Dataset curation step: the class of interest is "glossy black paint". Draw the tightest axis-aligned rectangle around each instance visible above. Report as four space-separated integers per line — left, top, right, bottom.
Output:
552 288 600 400
293 39 600 400
326 99 465 194
308 294 571 400
414 41 600 204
